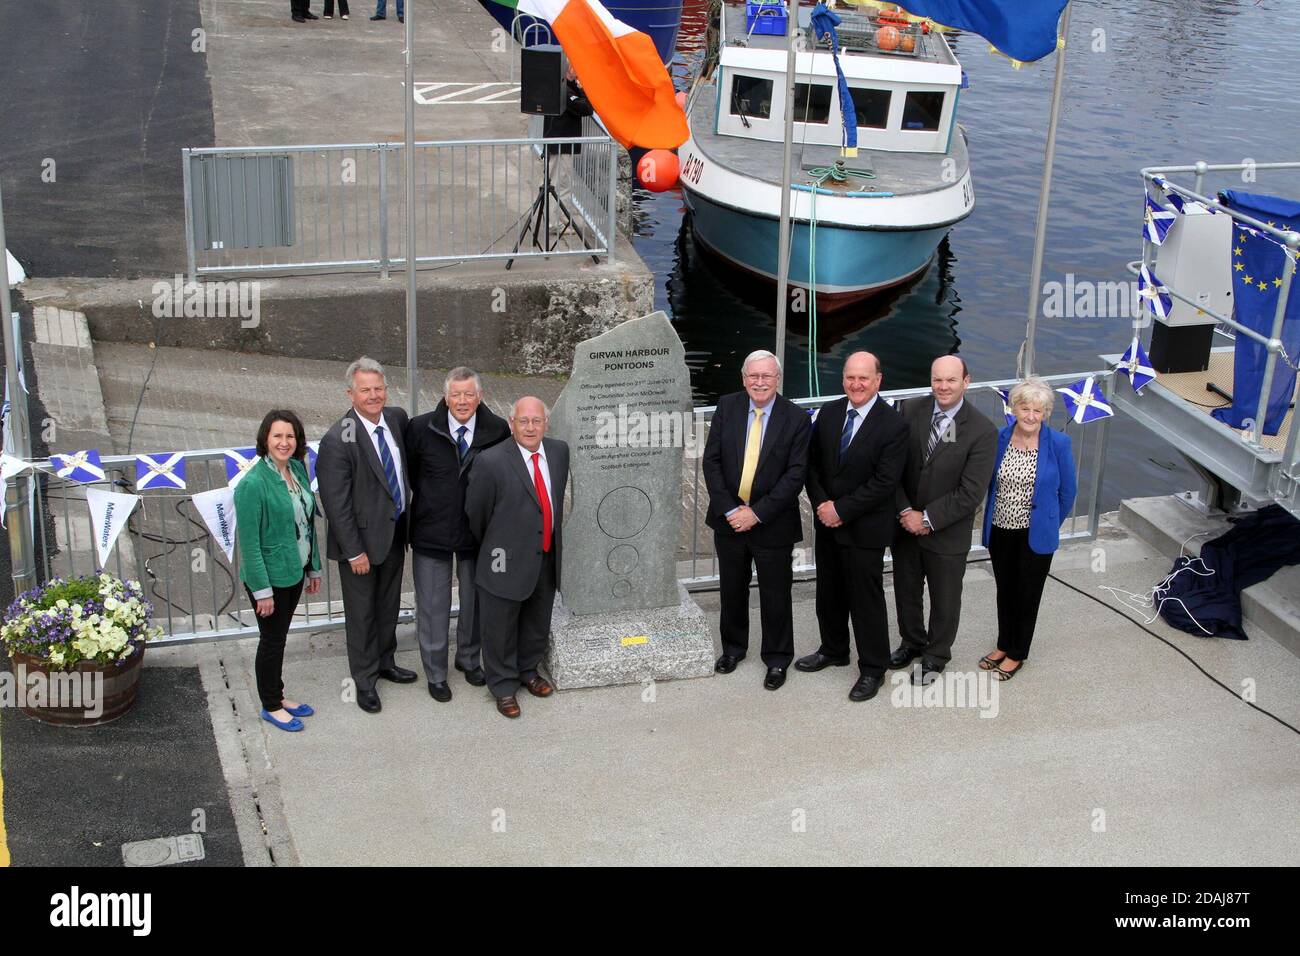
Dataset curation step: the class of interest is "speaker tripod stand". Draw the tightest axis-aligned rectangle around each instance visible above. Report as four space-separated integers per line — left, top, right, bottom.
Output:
506 149 598 270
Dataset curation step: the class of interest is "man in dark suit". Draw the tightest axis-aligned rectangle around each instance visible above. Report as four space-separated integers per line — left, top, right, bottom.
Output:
797 351 909 701
701 349 810 690
891 356 998 684
316 356 417 714
405 367 510 703
464 396 569 720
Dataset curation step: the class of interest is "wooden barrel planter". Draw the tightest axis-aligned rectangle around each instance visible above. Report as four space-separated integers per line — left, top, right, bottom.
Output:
9 645 145 726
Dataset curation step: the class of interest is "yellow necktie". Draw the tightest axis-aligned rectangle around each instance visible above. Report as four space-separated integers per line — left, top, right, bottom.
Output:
738 408 763 504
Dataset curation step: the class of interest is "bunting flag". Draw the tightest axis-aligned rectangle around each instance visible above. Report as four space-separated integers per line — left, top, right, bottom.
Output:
1057 375 1114 424
135 453 187 491
880 1 1070 63
224 447 259 489
85 487 141 567
1137 264 1173 320
1144 193 1176 245
1 452 31 482
306 442 320 493
1118 338 1156 394
51 448 106 484
994 387 1016 426
515 0 687 148
191 486 238 563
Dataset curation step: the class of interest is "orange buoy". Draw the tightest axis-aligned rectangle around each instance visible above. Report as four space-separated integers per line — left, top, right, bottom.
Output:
876 25 900 51
637 149 680 191
900 33 916 53
675 90 688 109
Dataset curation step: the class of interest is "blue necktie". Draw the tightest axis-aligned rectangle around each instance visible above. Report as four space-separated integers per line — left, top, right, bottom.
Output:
374 425 403 517
456 425 469 461
838 408 858 462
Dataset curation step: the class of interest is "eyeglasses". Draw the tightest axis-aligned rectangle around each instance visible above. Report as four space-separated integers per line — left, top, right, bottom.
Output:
744 373 779 383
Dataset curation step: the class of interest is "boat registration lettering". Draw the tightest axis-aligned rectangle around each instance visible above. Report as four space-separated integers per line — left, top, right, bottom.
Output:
681 153 705 186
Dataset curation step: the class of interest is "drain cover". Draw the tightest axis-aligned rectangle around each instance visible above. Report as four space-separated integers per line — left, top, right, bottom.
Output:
121 834 206 867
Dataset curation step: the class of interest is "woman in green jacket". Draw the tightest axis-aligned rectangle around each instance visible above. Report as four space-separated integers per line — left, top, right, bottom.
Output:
234 410 322 732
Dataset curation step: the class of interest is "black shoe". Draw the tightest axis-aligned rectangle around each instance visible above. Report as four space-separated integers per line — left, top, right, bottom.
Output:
378 665 418 684
888 644 924 669
763 667 787 691
303 10 319 17
848 673 884 702
292 13 307 20
912 659 945 685
714 654 743 674
370 13 386 19
397 14 403 21
794 651 850 672
428 681 452 703
457 665 487 687
357 688 382 713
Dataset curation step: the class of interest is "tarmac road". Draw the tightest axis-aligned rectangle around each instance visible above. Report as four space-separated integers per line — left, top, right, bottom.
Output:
0 0 215 278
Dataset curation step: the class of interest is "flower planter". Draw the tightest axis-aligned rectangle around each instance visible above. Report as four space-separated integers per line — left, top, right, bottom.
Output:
10 645 145 726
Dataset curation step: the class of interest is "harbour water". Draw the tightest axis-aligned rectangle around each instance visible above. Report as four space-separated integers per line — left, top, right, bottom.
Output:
631 0 1300 503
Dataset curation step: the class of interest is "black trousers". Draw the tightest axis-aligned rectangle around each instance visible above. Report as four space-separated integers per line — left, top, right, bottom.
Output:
323 0 348 14
814 530 889 677
988 525 1054 661
478 550 556 699
715 532 795 668
891 532 968 666
245 576 305 711
337 535 407 693
291 0 311 15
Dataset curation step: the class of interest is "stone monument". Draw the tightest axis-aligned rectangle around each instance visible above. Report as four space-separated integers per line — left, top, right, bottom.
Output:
546 311 714 688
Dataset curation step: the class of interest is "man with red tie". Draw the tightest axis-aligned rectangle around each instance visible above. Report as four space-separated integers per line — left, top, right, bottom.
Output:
464 396 570 719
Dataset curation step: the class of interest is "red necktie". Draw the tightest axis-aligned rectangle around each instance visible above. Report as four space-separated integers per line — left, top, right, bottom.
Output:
531 452 552 553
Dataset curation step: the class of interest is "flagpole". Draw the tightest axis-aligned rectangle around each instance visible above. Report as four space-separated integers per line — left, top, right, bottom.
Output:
1020 3 1072 379
773 0 799 377
0 180 37 593
404 4 419 414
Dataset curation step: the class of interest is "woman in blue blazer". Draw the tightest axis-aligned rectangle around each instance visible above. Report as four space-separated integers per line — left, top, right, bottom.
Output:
978 379 1077 680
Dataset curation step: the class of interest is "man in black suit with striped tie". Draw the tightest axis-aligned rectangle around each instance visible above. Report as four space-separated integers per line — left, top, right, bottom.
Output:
797 351 909 701
701 350 810 691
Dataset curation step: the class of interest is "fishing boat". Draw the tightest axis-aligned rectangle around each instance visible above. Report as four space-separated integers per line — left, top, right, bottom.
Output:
473 0 685 65
679 0 974 310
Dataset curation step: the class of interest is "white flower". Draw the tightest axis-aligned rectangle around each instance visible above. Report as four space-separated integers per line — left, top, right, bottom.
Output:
103 597 120 612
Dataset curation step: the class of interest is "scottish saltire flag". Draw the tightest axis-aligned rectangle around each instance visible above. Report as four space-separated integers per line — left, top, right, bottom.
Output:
994 387 1015 426
135 453 187 490
1118 339 1156 393
1137 264 1173 320
1057 376 1113 424
306 441 320 493
1212 189 1300 436
224 447 258 489
51 448 106 484
882 0 1069 62
1144 194 1176 245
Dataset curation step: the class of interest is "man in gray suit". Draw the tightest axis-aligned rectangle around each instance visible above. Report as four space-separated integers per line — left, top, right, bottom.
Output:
890 355 998 684
316 356 418 714
464 396 569 719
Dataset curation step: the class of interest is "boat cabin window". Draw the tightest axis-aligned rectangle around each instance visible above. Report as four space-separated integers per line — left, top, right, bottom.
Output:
902 91 945 132
730 75 773 120
793 82 833 125
847 88 891 130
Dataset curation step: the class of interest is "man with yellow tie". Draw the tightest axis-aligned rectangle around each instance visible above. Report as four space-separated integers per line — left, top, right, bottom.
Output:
701 350 811 690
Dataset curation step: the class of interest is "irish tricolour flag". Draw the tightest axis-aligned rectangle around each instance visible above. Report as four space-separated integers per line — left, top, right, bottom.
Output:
508 0 687 149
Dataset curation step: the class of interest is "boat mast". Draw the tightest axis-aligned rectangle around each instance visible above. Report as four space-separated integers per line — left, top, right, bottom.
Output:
773 0 799 373
1020 3 1073 378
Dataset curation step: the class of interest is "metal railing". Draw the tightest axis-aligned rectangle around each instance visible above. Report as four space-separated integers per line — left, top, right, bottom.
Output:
15 374 1109 647
1134 162 1300 514
182 133 619 280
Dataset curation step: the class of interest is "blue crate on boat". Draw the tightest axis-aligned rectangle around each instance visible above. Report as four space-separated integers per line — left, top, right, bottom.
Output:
745 1 788 36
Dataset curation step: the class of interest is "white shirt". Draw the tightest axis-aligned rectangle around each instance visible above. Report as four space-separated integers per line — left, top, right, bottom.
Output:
359 411 405 503
843 394 878 445
930 397 963 443
449 411 476 449
518 441 552 504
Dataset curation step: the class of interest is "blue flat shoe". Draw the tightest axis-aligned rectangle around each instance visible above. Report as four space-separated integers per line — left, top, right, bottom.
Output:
261 708 304 732
282 702 315 718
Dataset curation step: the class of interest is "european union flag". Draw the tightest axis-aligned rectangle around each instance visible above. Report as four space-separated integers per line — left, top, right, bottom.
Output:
887 1 1069 63
1212 190 1300 436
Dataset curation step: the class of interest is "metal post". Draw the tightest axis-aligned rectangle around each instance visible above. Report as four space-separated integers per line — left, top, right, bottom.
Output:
773 0 799 375
606 139 618 263
1252 233 1297 443
404 7 419 413
182 149 198 283
378 146 390 279
1021 4 1072 378
1 180 37 593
